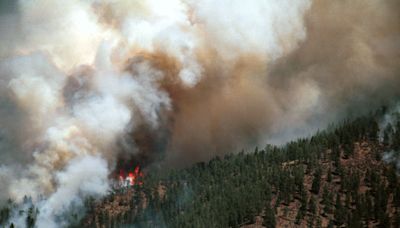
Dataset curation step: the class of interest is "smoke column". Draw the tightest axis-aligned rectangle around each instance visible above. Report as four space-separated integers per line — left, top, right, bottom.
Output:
0 0 399 226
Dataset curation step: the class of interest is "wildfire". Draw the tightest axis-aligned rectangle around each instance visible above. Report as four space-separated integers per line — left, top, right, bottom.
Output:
119 166 144 187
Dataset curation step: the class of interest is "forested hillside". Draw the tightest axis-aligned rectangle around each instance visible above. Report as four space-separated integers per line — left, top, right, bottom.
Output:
79 108 400 227
2 108 400 228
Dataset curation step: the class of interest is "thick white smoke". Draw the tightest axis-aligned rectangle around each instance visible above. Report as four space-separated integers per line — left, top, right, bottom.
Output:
0 0 312 226
187 0 310 61
36 155 109 227
8 155 109 227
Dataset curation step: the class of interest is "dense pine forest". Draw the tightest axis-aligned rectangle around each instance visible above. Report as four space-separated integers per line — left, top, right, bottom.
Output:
2 107 400 227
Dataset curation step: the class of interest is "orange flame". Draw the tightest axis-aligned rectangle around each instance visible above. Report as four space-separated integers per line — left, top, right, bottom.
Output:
119 166 144 187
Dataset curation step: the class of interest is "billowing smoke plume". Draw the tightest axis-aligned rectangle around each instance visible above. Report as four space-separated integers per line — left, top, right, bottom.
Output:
165 0 400 164
0 0 399 225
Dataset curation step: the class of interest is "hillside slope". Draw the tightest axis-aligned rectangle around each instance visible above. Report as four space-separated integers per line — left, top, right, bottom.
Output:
80 110 400 228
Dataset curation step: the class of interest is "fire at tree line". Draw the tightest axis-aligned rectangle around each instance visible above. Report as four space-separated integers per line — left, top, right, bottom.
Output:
2 106 400 227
